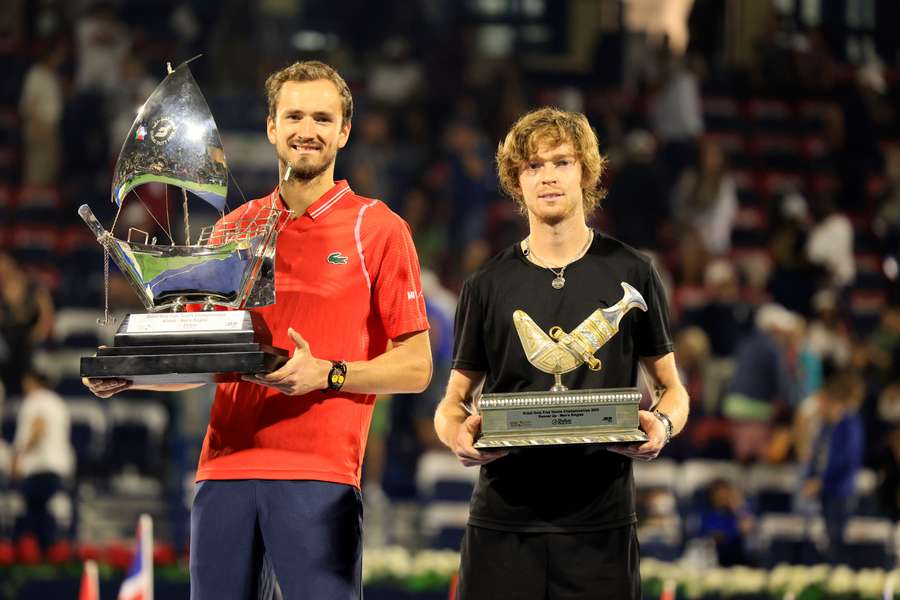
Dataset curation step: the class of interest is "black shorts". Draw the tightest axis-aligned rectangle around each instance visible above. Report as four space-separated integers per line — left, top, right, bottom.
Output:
457 524 640 600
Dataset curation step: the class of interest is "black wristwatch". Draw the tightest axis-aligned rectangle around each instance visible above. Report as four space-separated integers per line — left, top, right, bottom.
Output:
324 360 347 392
652 409 673 445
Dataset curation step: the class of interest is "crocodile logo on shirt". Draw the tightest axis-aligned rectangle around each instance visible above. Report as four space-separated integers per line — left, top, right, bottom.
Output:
327 252 349 265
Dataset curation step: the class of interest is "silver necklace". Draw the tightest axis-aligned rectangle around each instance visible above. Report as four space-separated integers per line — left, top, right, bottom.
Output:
523 229 594 290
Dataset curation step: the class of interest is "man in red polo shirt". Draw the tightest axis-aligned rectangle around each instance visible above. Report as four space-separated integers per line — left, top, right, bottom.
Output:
85 61 432 599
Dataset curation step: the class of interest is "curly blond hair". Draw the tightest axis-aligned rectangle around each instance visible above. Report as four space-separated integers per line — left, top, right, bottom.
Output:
265 61 353 126
496 107 607 215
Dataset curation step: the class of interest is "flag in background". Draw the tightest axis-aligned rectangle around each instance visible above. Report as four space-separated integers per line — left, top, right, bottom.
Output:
79 559 99 600
117 514 153 600
659 578 677 600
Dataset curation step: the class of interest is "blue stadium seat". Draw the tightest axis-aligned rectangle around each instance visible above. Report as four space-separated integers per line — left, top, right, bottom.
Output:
747 464 797 514
758 514 824 567
107 399 169 476
66 397 108 477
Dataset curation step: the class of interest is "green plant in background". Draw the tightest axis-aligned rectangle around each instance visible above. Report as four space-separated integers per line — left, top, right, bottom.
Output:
3 552 900 599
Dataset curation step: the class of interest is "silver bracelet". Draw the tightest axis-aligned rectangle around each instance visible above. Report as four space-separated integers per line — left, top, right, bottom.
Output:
652 409 673 445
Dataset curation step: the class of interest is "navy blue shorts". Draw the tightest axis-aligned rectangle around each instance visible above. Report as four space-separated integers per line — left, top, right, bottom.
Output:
189 480 362 600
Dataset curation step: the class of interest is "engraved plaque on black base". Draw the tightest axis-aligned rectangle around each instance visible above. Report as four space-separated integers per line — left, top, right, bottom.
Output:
475 388 647 448
81 311 288 384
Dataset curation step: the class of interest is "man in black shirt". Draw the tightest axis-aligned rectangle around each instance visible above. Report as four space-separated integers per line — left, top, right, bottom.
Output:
434 107 689 599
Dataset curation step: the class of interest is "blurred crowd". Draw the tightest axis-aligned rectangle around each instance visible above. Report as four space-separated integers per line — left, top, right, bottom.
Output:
0 0 899 571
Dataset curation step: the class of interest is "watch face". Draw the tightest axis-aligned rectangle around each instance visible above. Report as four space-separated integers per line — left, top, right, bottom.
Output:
329 361 347 391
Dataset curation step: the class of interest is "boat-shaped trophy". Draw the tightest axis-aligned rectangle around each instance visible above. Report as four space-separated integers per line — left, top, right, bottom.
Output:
79 60 290 384
474 282 650 448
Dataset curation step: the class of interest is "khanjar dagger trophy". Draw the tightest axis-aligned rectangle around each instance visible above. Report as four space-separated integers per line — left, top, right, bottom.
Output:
474 282 651 448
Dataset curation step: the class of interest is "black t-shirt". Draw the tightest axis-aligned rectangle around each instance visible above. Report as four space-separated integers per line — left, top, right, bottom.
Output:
452 232 674 532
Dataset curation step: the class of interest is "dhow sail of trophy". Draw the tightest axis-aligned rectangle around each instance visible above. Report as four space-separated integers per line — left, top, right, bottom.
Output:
475 282 651 448
79 60 290 384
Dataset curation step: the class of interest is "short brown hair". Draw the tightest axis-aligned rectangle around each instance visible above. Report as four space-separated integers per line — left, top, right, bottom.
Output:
823 370 865 409
496 107 607 215
265 61 353 126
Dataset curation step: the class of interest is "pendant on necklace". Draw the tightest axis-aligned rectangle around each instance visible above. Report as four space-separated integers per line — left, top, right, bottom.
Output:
551 275 565 290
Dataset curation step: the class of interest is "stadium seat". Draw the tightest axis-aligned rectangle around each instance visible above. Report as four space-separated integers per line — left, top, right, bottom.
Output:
702 97 743 133
746 463 797 514
415 451 478 501
746 99 793 132
676 459 743 509
66 397 109 477
853 469 880 517
420 501 469 550
758 513 825 567
633 458 678 492
53 308 107 348
107 399 169 476
0 400 19 444
842 517 893 569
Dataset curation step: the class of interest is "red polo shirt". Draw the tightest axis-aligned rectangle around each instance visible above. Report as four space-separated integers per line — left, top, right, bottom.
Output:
195 181 429 487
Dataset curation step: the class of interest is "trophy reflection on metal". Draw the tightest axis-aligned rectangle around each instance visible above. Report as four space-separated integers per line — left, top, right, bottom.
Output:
79 60 290 384
474 282 651 448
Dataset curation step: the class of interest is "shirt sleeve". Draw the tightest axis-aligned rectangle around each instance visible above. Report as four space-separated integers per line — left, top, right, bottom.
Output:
369 212 430 339
451 277 488 371
633 262 675 357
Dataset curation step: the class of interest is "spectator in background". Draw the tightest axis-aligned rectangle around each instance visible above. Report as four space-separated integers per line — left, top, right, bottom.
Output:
108 53 156 159
381 281 456 503
673 326 711 415
806 194 855 291
681 260 754 411
73 2 129 95
683 260 753 360
649 51 705 181
443 117 497 246
672 139 738 256
342 108 404 206
792 29 839 95
401 187 448 270
11 370 74 551
801 370 865 564
874 147 900 255
767 192 821 316
866 304 900 384
805 289 852 370
19 36 67 186
831 59 887 213
672 227 710 288
696 478 755 567
0 331 8 391
0 253 54 397
604 129 669 251
722 304 800 462
0 371 5 483
875 425 900 521
367 36 424 107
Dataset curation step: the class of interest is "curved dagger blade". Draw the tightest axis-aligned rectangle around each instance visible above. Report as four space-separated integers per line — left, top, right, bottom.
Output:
512 310 582 374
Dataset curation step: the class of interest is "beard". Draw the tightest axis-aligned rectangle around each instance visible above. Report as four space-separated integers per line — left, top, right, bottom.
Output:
527 199 578 227
280 145 337 182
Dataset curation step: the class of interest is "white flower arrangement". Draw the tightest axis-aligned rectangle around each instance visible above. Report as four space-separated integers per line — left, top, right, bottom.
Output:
362 546 460 588
361 548 900 598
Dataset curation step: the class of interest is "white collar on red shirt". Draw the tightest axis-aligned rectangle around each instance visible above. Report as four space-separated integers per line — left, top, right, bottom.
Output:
268 180 353 221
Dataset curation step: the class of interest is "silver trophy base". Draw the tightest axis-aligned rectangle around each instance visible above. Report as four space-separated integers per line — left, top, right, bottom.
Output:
80 310 288 384
474 387 648 449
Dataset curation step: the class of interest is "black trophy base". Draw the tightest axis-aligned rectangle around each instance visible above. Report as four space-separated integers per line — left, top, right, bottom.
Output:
81 342 289 384
80 310 289 384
